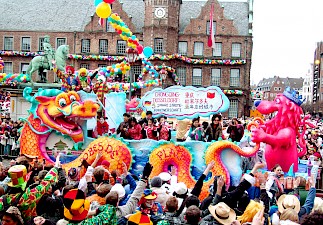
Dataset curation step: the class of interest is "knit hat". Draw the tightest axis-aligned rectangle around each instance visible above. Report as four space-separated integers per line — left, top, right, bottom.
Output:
110 183 125 198
151 176 162 188
68 167 79 181
4 206 24 225
8 165 27 191
63 189 90 222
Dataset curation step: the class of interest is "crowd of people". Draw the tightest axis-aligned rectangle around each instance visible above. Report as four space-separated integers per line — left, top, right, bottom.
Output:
0 153 321 225
0 118 23 157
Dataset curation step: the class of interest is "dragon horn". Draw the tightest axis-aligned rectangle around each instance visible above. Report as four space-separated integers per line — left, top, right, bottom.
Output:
23 87 37 104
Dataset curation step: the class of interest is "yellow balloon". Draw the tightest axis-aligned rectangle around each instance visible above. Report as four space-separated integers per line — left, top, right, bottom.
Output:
141 111 146 119
96 2 111 19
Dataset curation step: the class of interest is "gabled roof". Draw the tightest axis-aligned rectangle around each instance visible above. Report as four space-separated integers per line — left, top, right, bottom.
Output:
257 77 277 88
0 0 249 35
0 0 95 32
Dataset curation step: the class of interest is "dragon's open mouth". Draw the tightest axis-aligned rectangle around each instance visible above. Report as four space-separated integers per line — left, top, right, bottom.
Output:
53 115 82 135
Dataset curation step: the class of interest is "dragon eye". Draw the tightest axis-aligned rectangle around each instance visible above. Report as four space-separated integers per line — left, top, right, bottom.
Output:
59 98 67 107
70 95 76 102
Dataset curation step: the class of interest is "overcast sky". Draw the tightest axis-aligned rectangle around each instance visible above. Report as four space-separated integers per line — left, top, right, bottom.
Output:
185 0 323 85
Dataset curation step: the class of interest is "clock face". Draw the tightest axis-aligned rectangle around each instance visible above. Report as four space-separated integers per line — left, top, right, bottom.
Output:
155 7 166 18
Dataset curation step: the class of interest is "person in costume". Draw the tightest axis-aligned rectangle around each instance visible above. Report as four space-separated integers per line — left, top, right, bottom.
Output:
92 73 109 104
96 117 109 136
77 68 98 93
0 159 60 222
58 66 80 92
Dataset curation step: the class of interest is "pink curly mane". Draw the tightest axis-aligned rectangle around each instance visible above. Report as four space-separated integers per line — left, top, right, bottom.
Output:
265 94 306 156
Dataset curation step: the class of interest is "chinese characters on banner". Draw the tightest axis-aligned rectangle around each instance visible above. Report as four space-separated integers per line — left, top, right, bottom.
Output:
139 86 230 119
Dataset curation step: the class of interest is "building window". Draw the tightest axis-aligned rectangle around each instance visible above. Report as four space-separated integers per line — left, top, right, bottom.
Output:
98 64 107 68
20 63 29 74
211 68 221 86
230 69 240 87
194 42 204 56
192 68 202 86
56 38 66 48
80 63 89 69
106 22 115 32
231 43 241 57
176 67 186 86
206 21 216 35
81 39 90 53
3 62 13 74
117 40 126 54
178 41 188 55
4 37 13 51
131 65 142 81
212 43 222 57
38 37 45 51
154 38 163 54
21 37 31 51
99 39 108 54
228 99 238 118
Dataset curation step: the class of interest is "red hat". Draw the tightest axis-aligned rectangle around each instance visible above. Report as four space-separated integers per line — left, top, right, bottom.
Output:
313 152 322 159
66 65 75 74
101 160 110 168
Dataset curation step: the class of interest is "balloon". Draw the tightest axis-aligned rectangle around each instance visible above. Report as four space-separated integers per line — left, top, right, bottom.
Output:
96 2 111 19
131 35 136 40
103 0 115 3
94 0 103 6
137 45 144 54
141 111 146 119
143 47 153 58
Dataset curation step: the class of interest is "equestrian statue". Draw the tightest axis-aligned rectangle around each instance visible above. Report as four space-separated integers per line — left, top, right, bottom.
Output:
26 35 69 83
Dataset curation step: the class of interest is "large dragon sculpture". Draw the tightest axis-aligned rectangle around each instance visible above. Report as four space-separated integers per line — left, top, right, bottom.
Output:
251 87 313 172
20 87 99 163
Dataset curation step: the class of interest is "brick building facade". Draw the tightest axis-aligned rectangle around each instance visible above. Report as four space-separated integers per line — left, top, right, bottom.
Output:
0 0 253 118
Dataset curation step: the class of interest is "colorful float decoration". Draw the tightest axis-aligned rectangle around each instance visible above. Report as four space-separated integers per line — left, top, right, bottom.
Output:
0 73 31 86
250 87 314 172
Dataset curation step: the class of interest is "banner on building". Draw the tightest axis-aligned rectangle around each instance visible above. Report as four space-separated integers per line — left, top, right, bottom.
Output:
139 86 230 119
313 64 319 103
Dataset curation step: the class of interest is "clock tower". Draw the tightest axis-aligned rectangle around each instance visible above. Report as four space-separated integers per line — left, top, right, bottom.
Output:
143 0 182 54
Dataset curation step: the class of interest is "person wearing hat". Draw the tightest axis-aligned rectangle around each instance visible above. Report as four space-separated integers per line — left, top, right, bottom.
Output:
200 202 236 225
150 176 170 207
111 162 153 219
61 188 117 225
276 174 316 219
126 189 162 225
1 206 24 225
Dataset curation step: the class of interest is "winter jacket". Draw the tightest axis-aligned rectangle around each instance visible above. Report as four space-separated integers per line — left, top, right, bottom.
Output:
116 180 146 218
206 124 222 142
0 167 58 221
151 187 170 207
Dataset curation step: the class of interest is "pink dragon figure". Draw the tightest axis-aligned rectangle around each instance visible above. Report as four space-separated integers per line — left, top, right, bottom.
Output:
251 87 313 172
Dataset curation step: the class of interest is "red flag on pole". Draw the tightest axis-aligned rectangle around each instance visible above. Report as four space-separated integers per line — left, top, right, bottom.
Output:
98 17 104 28
207 3 215 49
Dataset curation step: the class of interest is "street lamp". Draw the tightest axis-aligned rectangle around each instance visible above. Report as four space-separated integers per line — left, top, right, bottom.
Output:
126 48 138 100
159 66 168 89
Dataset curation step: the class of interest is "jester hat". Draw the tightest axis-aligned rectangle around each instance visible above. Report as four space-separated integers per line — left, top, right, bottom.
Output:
63 189 90 222
8 165 27 191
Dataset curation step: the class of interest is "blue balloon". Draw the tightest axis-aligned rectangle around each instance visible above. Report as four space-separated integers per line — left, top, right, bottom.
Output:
131 35 136 40
143 47 154 58
94 0 102 6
